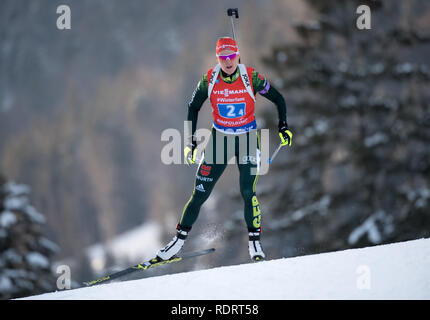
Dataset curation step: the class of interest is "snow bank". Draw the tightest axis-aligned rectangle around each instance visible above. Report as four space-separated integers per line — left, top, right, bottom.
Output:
22 238 430 300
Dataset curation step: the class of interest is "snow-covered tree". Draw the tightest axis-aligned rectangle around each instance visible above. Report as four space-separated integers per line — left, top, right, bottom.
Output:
258 0 430 255
0 175 60 299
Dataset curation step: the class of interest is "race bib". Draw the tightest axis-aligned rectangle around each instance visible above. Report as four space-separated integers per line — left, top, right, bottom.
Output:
217 103 246 119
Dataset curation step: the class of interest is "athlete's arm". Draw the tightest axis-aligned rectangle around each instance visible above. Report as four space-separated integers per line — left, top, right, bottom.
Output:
252 71 287 126
252 71 292 146
187 74 208 137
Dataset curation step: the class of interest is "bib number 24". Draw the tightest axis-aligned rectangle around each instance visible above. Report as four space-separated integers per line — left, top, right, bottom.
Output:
218 103 246 119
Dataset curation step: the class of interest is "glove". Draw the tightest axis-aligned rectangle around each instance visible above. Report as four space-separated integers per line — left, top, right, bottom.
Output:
184 137 198 166
278 120 293 147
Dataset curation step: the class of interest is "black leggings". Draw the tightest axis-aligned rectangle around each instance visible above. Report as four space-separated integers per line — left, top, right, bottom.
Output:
179 129 262 231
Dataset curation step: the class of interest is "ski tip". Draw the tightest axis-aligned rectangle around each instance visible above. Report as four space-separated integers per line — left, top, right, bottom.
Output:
200 247 216 255
82 281 94 287
201 248 215 254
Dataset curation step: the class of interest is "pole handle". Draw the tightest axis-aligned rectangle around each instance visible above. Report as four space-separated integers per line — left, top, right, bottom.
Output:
227 8 239 18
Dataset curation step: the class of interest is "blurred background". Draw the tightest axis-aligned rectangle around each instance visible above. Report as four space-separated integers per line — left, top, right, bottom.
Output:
0 0 429 299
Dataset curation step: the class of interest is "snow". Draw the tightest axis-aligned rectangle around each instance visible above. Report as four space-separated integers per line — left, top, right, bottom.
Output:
407 188 430 209
3 182 30 197
1 180 45 224
26 252 50 269
3 196 28 211
24 205 46 224
38 237 61 254
21 237 430 300
0 211 17 228
3 249 23 265
348 210 394 245
364 132 389 148
0 276 13 293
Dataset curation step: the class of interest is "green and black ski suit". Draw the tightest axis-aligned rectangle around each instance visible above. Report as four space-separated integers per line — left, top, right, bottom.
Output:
178 66 287 233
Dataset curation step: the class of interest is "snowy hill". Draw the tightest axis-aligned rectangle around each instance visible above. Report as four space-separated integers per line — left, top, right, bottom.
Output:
23 238 430 300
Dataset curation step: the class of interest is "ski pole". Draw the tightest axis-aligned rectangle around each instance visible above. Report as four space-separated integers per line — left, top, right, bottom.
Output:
267 142 283 164
227 8 239 41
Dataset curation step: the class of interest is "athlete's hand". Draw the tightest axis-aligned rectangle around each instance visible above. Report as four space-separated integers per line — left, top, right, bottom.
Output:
278 120 293 147
184 139 198 166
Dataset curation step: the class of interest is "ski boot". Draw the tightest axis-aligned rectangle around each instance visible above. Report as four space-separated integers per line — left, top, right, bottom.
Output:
248 228 265 262
156 224 191 261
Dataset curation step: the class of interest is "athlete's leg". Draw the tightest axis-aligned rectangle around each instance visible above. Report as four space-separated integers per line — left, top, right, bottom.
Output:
237 131 265 261
178 159 227 228
237 131 261 230
178 129 229 229
238 156 261 230
157 131 227 260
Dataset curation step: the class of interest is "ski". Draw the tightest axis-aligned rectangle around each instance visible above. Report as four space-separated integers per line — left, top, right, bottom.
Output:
83 248 215 287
